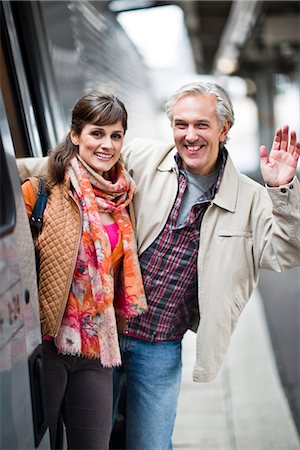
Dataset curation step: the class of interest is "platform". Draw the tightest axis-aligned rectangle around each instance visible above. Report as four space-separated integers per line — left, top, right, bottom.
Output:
173 288 300 450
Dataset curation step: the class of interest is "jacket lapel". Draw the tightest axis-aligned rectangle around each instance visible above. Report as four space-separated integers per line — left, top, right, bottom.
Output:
212 154 239 212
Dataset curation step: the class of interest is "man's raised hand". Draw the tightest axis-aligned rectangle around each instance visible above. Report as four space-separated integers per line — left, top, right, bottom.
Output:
260 125 300 187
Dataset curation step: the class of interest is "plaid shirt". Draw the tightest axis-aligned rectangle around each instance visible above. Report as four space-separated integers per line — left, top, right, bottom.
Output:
125 150 227 341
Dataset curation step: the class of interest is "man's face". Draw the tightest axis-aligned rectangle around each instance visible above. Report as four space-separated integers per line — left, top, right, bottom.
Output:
172 93 230 175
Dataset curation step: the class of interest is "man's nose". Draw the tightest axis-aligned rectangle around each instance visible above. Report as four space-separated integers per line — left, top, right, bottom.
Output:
185 126 198 141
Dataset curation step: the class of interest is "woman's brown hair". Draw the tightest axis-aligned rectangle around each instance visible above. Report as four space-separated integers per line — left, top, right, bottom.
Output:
47 92 128 185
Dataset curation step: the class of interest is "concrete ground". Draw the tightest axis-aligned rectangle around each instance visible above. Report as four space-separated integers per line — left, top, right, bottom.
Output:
173 288 300 450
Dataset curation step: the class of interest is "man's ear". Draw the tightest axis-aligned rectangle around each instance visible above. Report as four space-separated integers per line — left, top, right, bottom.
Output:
220 121 231 143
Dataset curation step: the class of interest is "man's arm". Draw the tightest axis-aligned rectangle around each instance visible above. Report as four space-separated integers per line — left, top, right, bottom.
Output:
16 156 48 182
255 126 300 271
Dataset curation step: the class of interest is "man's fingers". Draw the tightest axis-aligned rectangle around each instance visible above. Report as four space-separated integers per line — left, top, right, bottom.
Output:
280 125 289 151
289 131 298 158
271 127 282 151
259 145 269 164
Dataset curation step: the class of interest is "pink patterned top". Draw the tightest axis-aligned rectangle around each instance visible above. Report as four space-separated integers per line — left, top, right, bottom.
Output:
43 222 120 342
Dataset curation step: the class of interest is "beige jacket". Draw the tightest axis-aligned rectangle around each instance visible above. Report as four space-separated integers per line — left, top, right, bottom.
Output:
17 141 300 381
122 138 300 382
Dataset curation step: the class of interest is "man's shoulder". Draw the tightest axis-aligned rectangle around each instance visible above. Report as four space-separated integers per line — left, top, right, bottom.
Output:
236 173 270 206
125 137 174 154
122 137 176 171
17 156 48 181
224 153 265 193
238 172 264 191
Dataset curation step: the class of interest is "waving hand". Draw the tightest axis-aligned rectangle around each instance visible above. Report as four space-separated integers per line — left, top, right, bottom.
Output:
260 125 300 187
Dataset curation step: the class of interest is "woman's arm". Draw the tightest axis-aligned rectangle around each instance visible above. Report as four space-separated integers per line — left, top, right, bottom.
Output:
21 180 37 217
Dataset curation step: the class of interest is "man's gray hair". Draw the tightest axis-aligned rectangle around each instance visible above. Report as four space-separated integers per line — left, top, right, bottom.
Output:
165 82 235 130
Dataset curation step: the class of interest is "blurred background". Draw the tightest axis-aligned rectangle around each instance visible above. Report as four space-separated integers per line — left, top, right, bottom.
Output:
1 0 300 443
12 1 300 171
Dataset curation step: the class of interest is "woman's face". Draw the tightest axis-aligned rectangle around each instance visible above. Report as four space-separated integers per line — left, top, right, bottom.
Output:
70 122 124 175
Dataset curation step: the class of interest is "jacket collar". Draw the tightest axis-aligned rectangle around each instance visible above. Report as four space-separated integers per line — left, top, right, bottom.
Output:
157 145 178 172
212 152 239 212
157 144 239 213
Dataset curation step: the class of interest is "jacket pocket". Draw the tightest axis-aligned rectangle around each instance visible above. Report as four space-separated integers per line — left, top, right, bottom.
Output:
216 229 255 300
217 230 252 238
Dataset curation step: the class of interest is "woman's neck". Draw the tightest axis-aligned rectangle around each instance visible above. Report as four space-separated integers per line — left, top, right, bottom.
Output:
100 212 115 225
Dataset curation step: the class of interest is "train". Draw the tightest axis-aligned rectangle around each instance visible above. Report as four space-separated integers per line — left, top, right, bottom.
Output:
0 1 158 448
1 1 300 448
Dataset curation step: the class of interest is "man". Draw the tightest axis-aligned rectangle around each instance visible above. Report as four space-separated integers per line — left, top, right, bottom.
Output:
17 82 300 450
113 82 300 450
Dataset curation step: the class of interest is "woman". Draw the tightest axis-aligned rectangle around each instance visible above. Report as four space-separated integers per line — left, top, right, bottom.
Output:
22 92 147 450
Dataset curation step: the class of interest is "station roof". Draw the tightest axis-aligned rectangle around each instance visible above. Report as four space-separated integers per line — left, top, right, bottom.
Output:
107 0 300 77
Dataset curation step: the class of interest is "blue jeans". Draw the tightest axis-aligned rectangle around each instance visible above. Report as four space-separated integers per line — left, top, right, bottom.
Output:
113 335 182 450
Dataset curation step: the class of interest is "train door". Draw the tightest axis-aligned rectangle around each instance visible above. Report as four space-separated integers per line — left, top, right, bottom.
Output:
0 90 49 449
0 1 63 448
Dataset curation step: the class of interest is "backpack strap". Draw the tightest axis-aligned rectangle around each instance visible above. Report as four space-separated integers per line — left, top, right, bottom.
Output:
29 177 48 238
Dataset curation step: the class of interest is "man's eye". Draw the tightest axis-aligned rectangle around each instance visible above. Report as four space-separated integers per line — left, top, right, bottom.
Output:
176 124 187 129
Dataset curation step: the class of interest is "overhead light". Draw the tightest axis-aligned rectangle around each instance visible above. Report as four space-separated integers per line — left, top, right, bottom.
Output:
213 0 262 75
216 44 239 74
109 0 154 13
216 57 238 75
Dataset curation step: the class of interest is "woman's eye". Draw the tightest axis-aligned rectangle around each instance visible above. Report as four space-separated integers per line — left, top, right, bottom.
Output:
91 131 102 137
112 133 122 140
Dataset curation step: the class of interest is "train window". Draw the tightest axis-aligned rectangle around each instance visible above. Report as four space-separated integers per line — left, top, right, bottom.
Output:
0 40 29 158
0 138 16 237
0 1 43 158
9 1 66 150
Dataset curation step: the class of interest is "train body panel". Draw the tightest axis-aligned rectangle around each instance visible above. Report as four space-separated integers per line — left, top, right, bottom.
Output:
0 1 157 447
0 90 50 448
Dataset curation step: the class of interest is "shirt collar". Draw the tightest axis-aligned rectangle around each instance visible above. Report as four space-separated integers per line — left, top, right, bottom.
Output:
175 148 228 198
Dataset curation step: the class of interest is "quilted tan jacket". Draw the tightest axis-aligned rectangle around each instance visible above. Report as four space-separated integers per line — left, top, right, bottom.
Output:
25 176 81 337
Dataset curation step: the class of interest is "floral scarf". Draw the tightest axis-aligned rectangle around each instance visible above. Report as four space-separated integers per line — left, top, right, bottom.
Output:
54 155 147 367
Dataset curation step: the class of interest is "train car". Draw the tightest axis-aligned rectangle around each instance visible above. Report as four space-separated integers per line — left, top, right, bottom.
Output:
0 91 50 450
0 1 158 448
0 1 56 447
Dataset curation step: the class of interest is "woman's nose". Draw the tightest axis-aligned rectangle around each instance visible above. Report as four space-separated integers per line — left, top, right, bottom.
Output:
101 135 113 148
